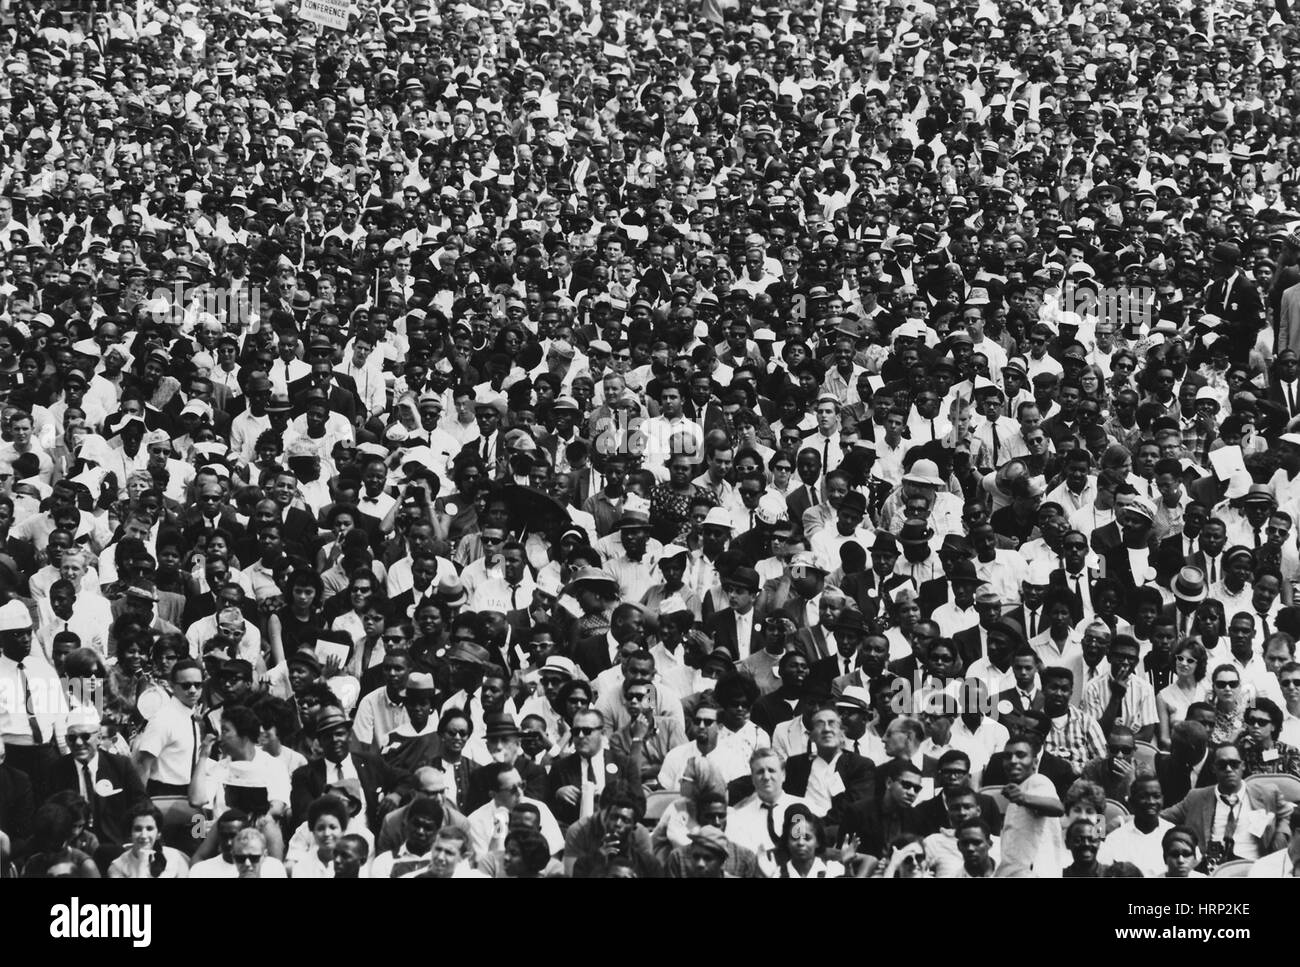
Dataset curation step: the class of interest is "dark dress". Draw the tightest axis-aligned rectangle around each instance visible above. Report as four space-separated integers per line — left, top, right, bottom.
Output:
649 483 716 545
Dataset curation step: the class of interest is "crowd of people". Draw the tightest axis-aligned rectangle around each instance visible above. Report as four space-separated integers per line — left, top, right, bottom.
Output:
1 0 1300 879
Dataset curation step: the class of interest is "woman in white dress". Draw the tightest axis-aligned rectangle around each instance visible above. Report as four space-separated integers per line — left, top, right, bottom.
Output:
1157 640 1207 749
108 802 189 878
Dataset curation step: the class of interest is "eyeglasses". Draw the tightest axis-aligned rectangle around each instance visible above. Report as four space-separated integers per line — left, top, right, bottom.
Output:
176 681 204 690
232 853 264 864
571 726 599 736
692 716 719 726
443 729 469 737
1281 679 1300 688
67 732 95 744
1247 716 1274 728
1216 759 1243 770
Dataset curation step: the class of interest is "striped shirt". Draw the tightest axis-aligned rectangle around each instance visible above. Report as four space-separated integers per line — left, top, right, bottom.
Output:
1045 707 1107 774
1080 674 1159 732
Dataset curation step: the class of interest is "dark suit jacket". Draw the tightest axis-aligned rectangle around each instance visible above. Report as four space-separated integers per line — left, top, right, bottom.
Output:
464 758 548 813
836 797 925 856
290 752 413 830
546 750 643 825
572 633 615 680
840 570 911 622
1004 605 1046 641
1094 538 1157 604
809 652 860 695
996 686 1045 717
1048 567 1094 624
913 789 1003 836
0 762 34 852
952 625 986 670
982 750 1076 801
1154 534 1196 588
785 484 820 536
917 576 950 619
705 607 768 660
1160 783 1291 856
1154 751 1217 805
48 752 147 851
783 751 876 837
795 626 835 665
1205 274 1263 363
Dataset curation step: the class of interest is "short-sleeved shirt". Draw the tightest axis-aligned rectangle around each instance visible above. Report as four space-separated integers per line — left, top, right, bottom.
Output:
1080 675 1158 732
135 696 200 786
995 772 1064 879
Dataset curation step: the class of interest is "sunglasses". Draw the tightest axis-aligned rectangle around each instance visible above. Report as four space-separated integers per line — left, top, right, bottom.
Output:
1213 680 1240 689
232 854 264 864
571 726 599 736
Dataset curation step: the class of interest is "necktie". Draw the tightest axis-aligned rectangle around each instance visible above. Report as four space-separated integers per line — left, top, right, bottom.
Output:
1028 610 1038 637
1208 556 1217 583
585 760 597 783
1259 612 1271 638
822 436 830 468
1254 527 1263 549
930 419 936 438
191 719 201 770
809 485 818 506
852 739 861 754
843 656 852 676
482 436 491 461
1007 398 1014 417
82 763 96 814
762 802 779 847
1072 575 1083 607
1288 383 1296 416
17 662 42 744
336 762 346 783
1221 795 1240 846
990 426 999 465
509 584 520 610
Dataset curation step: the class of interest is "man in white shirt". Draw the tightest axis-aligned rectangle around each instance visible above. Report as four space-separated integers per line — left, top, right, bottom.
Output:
657 698 749 791
1096 776 1173 877
133 658 204 794
37 579 112 660
725 749 806 876
640 382 704 479
466 762 564 859
189 812 287 878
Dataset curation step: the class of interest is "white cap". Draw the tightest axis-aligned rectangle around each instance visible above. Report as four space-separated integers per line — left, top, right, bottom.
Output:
1026 560 1054 586
0 599 33 631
